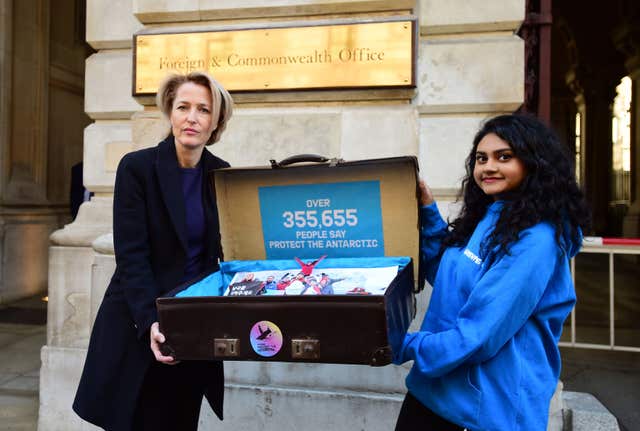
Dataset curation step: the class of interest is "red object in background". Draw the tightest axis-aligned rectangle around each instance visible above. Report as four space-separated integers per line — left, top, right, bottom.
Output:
602 238 640 246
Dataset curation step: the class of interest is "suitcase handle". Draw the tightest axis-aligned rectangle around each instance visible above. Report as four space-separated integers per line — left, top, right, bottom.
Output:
270 154 342 168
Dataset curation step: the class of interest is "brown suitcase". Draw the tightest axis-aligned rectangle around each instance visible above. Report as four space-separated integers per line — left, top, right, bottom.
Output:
157 155 423 366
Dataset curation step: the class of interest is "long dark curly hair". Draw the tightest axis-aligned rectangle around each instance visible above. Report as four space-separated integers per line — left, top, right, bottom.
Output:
442 114 591 257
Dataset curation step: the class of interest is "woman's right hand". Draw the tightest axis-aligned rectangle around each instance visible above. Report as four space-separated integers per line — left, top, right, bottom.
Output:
418 179 434 206
150 322 179 365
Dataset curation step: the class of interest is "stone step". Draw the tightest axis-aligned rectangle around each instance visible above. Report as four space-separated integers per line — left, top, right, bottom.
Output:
0 391 38 426
563 391 621 431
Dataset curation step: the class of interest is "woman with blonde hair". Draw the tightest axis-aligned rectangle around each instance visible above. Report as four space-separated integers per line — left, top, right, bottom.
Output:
74 71 233 430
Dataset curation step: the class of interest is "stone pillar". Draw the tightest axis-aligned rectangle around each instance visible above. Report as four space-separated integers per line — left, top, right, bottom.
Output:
622 64 640 237
567 68 621 235
38 0 142 429
0 0 63 305
0 0 92 305
39 211 108 431
0 2 10 169
615 22 640 237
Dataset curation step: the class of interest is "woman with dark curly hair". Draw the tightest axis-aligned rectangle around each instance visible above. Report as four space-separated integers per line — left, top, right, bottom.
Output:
393 114 591 430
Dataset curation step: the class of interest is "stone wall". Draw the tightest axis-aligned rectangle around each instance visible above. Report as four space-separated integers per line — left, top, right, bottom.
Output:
39 1 526 430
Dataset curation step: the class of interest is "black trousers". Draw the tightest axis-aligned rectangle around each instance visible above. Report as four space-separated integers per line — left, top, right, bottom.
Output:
133 360 210 430
395 392 465 431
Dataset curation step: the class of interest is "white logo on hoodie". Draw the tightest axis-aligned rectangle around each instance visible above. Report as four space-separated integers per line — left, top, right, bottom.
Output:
463 248 482 265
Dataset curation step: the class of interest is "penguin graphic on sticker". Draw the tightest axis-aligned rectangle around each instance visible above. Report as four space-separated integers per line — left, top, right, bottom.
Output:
250 320 283 357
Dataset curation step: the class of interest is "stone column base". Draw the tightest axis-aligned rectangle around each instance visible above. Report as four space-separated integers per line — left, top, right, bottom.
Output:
37 346 101 431
0 209 63 304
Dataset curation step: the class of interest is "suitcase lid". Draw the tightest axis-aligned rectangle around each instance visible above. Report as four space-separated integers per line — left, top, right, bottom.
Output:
211 155 423 290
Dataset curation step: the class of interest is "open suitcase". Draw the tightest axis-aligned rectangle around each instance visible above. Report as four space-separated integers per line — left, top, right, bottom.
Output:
156 155 423 366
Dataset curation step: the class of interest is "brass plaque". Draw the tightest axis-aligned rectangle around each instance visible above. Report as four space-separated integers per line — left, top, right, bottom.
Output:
133 19 416 95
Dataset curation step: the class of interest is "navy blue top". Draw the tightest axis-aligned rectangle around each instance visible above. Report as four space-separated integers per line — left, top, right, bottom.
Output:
180 163 206 283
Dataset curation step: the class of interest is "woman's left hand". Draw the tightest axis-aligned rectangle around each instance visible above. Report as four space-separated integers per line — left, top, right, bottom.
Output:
418 179 435 206
150 322 180 365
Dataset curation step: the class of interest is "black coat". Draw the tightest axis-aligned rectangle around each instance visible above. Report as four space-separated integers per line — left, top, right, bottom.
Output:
73 137 229 430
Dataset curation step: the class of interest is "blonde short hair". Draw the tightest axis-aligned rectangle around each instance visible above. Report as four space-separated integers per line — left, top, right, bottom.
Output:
156 71 233 146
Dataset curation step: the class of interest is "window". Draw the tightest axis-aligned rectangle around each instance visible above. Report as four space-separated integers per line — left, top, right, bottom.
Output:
575 111 582 184
611 76 632 204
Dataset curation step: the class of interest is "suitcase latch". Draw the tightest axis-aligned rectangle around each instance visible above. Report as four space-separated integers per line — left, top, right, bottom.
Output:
291 339 320 360
213 338 240 358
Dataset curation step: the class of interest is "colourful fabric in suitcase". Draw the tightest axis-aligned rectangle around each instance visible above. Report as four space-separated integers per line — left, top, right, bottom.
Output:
175 256 411 298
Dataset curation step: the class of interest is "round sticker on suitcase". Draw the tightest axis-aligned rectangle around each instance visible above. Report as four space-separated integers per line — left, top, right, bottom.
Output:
249 320 283 357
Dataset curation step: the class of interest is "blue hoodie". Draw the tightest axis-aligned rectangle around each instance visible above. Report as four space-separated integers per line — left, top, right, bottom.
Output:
394 201 579 431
